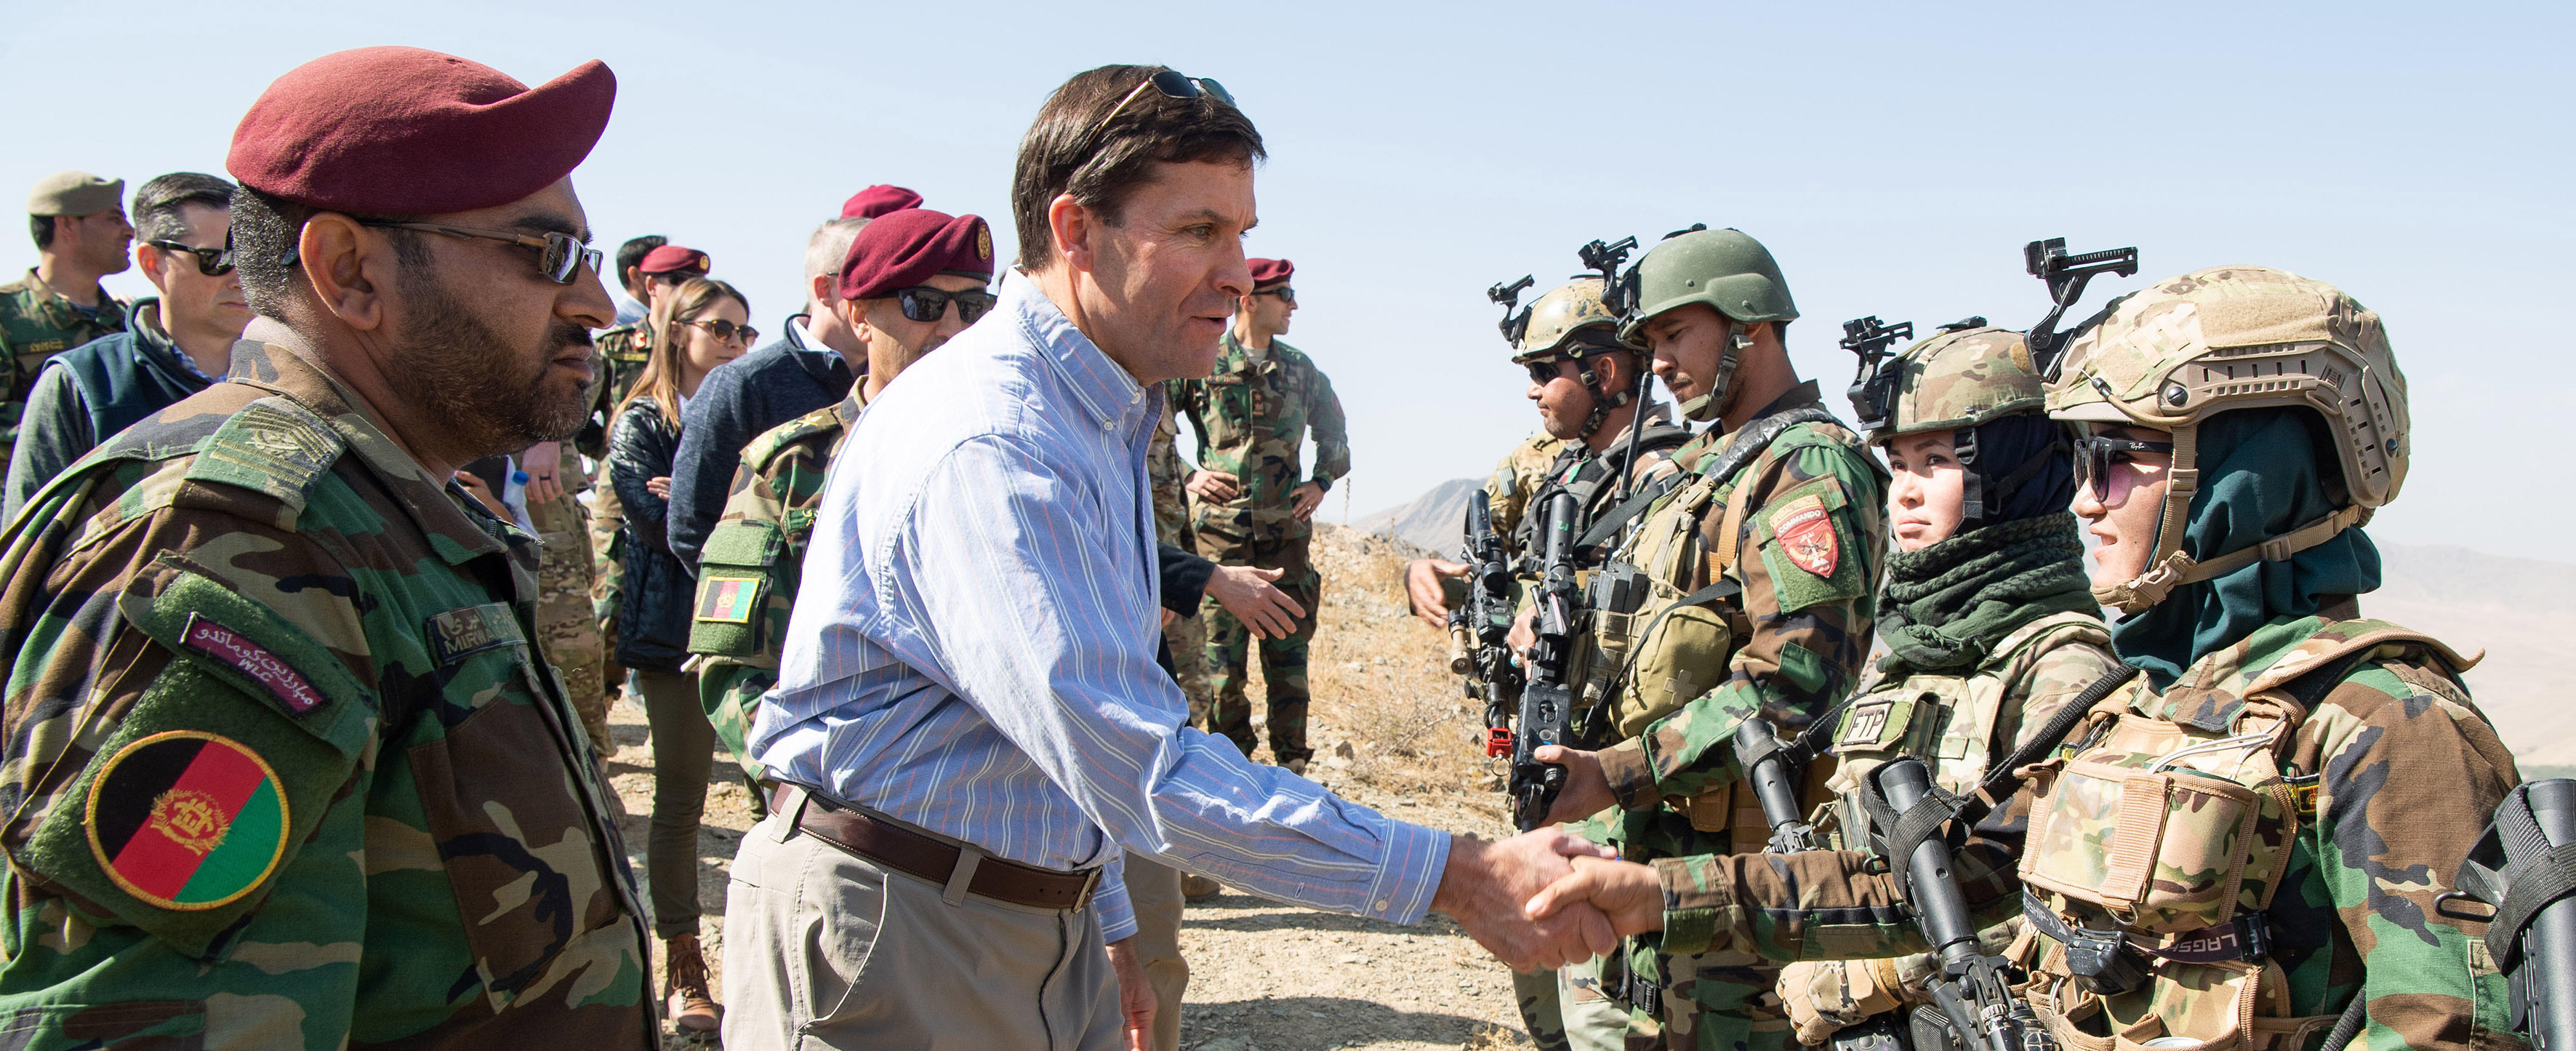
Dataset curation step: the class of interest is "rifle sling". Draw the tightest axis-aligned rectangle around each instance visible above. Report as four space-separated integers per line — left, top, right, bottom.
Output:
1576 405 1840 552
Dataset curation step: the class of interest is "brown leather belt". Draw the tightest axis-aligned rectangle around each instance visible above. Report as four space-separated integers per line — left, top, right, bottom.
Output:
773 783 1101 911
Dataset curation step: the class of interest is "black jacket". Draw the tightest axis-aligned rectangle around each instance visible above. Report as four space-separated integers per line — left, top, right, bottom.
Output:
666 323 855 573
608 399 694 671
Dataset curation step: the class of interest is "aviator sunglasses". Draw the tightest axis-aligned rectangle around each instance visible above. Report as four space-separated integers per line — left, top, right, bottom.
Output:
1091 70 1237 144
358 220 604 285
2072 434 2174 503
150 239 234 276
1250 286 1295 305
895 286 998 324
689 319 760 344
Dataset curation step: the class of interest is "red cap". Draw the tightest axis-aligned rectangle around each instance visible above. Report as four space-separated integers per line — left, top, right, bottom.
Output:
841 185 923 220
837 209 996 302
638 245 710 275
228 47 615 215
1248 257 1293 289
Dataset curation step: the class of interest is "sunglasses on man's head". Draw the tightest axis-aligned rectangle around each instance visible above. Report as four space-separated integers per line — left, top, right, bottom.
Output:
359 220 603 285
1091 70 1237 144
2072 434 2174 502
896 286 998 324
1251 287 1294 305
689 319 759 345
150 239 233 276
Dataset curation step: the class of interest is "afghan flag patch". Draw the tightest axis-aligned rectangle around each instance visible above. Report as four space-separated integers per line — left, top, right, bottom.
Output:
696 574 763 625
84 731 290 911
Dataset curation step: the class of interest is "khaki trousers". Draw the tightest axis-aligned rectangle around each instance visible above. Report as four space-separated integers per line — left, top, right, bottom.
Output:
1121 851 1189 1051
721 810 1120 1050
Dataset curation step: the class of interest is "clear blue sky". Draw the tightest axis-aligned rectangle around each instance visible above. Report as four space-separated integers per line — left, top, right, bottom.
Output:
4 1 2565 556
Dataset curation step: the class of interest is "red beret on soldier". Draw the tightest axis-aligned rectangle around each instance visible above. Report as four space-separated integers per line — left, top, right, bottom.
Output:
837 209 995 302
840 184 924 220
228 45 615 213
1247 257 1293 289
638 244 711 276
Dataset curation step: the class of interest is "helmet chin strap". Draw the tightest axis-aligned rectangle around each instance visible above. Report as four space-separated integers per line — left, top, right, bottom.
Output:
2090 423 2368 615
1677 323 1748 425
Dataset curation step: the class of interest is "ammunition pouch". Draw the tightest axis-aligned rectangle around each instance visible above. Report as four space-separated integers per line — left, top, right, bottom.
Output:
688 517 787 660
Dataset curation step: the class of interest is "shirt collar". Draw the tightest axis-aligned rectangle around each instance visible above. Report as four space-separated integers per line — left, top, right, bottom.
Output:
1005 269 1147 434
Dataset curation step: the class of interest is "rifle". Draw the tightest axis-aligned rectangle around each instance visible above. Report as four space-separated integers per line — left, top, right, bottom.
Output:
2022 238 2138 380
2439 778 2576 1051
1873 757 2055 1051
1839 316 1917 436
1455 490 1524 760
1732 715 1826 854
1507 490 1582 830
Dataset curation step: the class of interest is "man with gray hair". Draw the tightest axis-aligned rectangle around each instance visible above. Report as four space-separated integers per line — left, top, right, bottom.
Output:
4 172 249 516
665 213 872 570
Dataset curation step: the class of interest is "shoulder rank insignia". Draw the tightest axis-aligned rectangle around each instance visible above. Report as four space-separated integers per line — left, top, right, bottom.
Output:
1768 493 1839 578
86 731 291 911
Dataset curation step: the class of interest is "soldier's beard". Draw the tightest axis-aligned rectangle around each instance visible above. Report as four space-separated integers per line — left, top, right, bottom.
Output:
388 270 594 455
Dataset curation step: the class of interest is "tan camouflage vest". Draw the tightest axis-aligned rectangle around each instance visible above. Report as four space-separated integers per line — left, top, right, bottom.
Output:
2016 620 2463 1051
1822 611 2110 850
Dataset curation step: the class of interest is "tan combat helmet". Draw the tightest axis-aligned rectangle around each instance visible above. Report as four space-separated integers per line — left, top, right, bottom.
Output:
1868 324 2045 447
2045 265 2408 613
1507 277 1637 439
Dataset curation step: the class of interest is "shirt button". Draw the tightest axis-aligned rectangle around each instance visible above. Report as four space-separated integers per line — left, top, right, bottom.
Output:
1375 898 1390 910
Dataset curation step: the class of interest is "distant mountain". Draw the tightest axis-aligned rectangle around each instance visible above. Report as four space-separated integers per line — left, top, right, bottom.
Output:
1350 478 1480 556
1352 481 2575 764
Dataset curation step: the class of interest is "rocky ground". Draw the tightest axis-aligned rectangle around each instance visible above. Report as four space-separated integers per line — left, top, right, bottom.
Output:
600 522 1538 1049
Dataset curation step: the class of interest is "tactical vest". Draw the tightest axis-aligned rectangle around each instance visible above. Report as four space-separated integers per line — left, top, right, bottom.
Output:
1824 612 2111 850
2016 619 2469 1051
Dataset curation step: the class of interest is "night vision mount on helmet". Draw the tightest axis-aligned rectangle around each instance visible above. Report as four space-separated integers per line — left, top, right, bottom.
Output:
1492 272 1638 441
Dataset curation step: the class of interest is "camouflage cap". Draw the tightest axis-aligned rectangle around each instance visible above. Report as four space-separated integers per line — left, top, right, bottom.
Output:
2044 265 2406 612
27 172 123 217
1510 277 1622 362
1869 325 2044 445
1617 227 1797 345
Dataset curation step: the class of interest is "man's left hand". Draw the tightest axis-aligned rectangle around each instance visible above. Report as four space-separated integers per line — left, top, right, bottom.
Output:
1531 745 1616 826
1290 481 1326 521
1205 564 1305 639
1107 938 1154 1051
523 441 564 504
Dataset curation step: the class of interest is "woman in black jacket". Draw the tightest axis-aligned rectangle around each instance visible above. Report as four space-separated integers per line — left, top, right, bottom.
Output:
606 276 751 1035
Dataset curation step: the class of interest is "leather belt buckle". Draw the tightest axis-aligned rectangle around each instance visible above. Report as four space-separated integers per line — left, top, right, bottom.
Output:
1072 868 1102 913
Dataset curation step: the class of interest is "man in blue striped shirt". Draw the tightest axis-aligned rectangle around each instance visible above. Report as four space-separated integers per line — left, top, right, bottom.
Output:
721 65 1617 1051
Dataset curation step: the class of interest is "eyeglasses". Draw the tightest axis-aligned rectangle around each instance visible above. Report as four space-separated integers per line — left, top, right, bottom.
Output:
2073 435 2174 503
689 319 760 345
1091 70 1237 145
1251 287 1295 305
358 220 603 285
149 239 233 276
895 286 998 324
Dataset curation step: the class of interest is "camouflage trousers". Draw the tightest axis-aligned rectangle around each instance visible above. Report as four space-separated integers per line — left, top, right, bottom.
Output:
1195 530 1320 767
1517 967 1572 1051
1163 613 1213 728
1559 809 1796 1051
529 476 610 756
697 659 771 794
587 463 627 693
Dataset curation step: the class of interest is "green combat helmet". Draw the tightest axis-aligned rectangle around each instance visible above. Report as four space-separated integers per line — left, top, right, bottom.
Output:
1866 321 2055 521
1492 275 1637 439
1616 226 1797 423
2044 265 2408 613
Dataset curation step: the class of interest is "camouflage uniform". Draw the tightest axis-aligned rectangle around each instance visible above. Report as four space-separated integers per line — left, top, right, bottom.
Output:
1168 330 1348 767
0 270 126 471
0 342 651 1047
689 389 864 788
585 325 649 693
529 440 610 755
1149 412 1212 727
1485 432 1566 543
1565 380 1888 1051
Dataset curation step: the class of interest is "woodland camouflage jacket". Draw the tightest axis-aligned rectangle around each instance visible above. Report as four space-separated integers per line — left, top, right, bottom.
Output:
0 343 652 1049
1168 332 1348 544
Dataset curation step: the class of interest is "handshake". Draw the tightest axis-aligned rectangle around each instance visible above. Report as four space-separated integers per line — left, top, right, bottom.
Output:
1426 828 1674 971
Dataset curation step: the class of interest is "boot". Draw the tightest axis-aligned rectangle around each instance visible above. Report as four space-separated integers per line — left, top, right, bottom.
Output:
663 932 721 1036
1182 873 1223 902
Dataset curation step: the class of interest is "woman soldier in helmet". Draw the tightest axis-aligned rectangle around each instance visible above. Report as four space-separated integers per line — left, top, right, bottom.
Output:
1518 321 2125 1047
1528 268 2518 1051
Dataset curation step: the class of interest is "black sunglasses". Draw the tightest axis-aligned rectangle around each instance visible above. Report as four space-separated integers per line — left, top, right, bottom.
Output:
359 220 603 285
1522 356 1570 385
2073 435 2175 502
150 239 233 276
1250 287 1295 305
689 318 760 344
896 286 998 324
1091 70 1237 144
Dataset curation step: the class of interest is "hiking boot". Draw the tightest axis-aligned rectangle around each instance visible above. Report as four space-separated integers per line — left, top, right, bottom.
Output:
1183 874 1223 902
664 933 721 1036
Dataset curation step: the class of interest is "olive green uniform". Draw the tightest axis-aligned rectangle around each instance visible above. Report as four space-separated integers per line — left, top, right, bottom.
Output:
0 269 125 471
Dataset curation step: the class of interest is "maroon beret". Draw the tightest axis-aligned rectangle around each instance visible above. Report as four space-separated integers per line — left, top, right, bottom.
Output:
228 47 615 216
638 245 710 275
841 185 923 220
1248 257 1293 289
837 209 996 302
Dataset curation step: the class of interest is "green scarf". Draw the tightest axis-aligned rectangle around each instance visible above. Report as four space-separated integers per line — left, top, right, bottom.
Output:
1876 512 2095 674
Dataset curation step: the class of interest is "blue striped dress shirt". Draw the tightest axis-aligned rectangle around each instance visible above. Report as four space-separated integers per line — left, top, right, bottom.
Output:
752 270 1449 940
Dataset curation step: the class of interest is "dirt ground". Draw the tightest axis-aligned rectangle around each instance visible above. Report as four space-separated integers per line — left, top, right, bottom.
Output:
603 523 1538 1049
